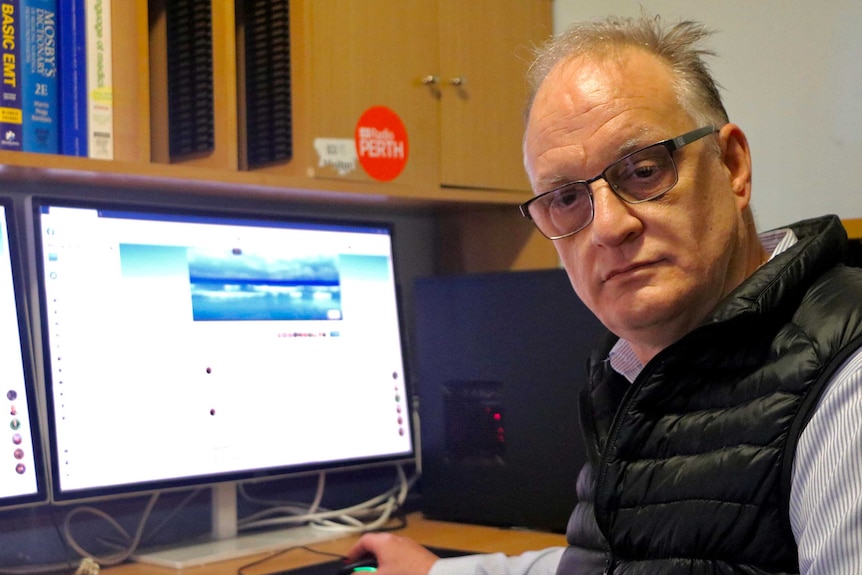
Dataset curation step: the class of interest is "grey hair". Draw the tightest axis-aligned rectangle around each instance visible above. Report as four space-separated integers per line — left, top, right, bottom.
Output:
526 14 730 129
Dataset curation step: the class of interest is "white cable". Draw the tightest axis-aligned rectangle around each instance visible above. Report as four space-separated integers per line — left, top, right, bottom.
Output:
308 472 326 515
238 493 385 529
238 463 416 533
139 488 202 544
309 496 397 534
62 493 159 566
303 465 411 533
237 472 326 511
239 472 395 527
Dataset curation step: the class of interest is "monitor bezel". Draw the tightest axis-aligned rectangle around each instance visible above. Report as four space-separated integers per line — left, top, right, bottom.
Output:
32 195 416 504
0 196 49 509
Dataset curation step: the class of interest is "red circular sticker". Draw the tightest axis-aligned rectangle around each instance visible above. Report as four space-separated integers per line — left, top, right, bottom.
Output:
355 106 409 182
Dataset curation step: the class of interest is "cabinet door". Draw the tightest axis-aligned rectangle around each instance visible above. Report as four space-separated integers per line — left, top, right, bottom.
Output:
438 0 552 193
309 0 439 187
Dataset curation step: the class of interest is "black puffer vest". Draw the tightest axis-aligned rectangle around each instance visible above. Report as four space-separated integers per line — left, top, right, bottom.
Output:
557 215 862 575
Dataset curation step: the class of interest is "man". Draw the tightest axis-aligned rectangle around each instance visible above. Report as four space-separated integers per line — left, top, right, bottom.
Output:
347 14 862 574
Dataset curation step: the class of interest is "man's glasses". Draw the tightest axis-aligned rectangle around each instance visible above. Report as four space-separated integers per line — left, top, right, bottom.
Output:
520 126 718 240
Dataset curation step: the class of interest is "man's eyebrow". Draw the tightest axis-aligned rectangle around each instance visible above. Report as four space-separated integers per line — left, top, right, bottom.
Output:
538 175 572 189
614 129 658 157
532 129 661 191
534 172 589 194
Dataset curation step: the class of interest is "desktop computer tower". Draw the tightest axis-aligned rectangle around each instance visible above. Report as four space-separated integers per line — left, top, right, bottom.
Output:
412 268 606 532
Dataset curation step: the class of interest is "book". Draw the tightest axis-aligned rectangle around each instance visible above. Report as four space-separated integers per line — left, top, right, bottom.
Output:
20 0 58 154
58 0 86 156
85 0 111 159
242 0 293 168
0 0 23 151
166 0 213 159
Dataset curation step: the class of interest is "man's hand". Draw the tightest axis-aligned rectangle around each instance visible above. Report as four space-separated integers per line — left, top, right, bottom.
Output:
345 532 440 575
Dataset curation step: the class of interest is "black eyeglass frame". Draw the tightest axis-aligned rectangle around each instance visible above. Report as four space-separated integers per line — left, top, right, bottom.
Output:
520 125 719 240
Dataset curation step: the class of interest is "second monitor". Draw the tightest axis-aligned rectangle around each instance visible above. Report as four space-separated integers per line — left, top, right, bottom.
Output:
0 199 47 509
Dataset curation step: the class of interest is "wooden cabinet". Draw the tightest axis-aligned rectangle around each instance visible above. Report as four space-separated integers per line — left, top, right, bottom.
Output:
306 1 438 188
306 0 551 193
436 0 550 192
0 0 559 273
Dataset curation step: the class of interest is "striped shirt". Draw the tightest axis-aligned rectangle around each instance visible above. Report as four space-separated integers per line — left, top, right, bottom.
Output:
431 228 862 575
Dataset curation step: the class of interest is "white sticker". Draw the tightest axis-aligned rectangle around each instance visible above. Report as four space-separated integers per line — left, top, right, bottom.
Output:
313 138 358 176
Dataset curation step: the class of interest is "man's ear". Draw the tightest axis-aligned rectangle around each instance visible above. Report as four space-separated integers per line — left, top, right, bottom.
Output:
719 123 753 209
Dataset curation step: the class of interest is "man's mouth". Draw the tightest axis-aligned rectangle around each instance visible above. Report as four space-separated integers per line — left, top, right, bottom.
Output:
604 260 660 282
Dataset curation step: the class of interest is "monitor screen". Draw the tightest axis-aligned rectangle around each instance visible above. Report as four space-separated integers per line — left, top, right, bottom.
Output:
35 199 413 502
0 200 47 508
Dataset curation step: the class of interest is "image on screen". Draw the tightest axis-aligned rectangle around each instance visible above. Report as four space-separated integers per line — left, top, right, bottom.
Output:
35 200 413 501
186 247 342 321
0 201 47 508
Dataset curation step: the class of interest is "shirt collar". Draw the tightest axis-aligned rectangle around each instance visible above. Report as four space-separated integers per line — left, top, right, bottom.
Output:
608 228 799 383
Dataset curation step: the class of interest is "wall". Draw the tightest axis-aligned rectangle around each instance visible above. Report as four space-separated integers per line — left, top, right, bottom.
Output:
552 0 862 231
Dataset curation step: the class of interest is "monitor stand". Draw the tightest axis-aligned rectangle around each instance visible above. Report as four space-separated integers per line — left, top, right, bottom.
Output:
132 482 344 569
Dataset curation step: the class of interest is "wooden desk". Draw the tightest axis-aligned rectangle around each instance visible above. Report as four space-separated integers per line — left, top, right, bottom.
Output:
102 513 567 575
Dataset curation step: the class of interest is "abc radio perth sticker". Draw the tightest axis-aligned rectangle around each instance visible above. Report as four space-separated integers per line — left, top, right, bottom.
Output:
355 106 409 182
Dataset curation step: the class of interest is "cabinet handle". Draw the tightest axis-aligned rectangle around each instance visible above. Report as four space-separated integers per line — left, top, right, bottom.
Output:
421 75 440 85
449 77 466 87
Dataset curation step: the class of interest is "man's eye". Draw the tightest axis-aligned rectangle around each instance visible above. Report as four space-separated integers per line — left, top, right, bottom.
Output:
631 164 662 180
609 149 675 199
616 159 666 184
550 188 586 209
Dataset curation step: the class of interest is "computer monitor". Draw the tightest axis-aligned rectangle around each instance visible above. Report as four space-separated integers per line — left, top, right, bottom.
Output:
0 199 48 509
33 197 413 563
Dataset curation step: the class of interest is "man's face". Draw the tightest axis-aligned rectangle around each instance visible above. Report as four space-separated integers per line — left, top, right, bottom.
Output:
523 49 753 360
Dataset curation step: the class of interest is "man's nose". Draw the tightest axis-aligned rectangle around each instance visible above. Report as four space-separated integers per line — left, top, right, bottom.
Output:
588 181 642 246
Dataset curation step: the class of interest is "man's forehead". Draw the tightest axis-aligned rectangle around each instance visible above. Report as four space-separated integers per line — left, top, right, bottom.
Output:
545 48 677 104
531 50 686 141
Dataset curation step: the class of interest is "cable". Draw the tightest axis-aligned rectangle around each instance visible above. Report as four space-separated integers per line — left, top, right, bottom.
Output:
238 471 326 512
238 471 399 529
65 488 205 562
309 464 415 534
0 499 159 575
238 463 417 534
140 488 203 544
61 493 159 566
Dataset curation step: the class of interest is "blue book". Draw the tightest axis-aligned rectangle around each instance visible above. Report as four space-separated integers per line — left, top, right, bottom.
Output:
58 0 86 156
20 0 58 154
0 0 23 151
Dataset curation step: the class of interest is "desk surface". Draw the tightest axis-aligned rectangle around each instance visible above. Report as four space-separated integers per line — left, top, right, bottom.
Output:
102 513 567 575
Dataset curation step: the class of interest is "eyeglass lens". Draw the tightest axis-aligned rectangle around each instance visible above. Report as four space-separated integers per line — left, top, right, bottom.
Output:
527 143 677 239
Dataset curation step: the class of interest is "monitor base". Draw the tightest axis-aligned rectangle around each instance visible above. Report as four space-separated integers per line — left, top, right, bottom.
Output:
132 523 344 569
133 483 345 569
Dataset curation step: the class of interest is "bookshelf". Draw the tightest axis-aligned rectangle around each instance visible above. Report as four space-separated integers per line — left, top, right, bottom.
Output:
0 0 558 273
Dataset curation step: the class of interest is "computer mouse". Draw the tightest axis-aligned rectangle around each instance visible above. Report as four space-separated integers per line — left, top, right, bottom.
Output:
336 557 378 575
